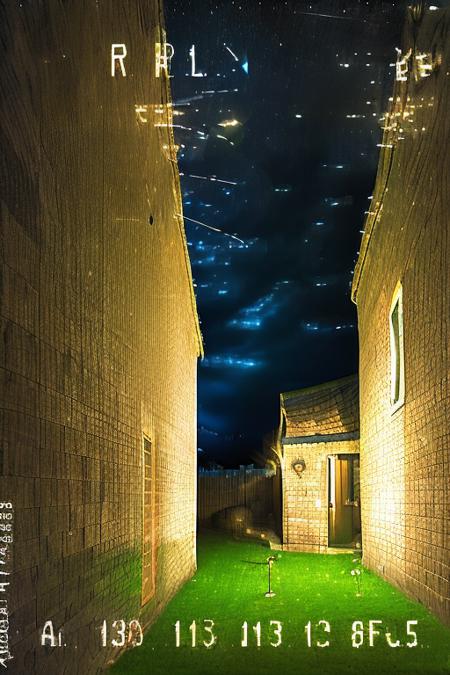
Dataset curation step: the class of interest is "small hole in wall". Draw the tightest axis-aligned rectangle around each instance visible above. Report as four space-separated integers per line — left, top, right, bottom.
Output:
149 215 154 225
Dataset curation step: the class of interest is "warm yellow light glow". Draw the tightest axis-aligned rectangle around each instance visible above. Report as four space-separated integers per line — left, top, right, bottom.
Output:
218 119 240 127
135 105 148 123
395 48 412 82
415 52 433 78
329 456 336 507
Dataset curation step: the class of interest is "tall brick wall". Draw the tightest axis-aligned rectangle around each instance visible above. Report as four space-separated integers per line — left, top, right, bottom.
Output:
352 7 449 624
282 439 359 552
0 2 201 673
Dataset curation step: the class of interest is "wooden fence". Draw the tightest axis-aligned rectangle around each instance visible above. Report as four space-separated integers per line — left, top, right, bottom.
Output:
198 466 281 532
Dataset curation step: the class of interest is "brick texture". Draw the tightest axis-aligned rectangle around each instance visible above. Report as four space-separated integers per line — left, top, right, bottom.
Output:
282 440 359 552
352 7 449 625
282 375 359 439
280 377 360 552
0 2 201 673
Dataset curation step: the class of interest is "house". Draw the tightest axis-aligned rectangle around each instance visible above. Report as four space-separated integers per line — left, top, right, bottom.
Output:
351 4 449 624
279 375 360 553
0 1 202 672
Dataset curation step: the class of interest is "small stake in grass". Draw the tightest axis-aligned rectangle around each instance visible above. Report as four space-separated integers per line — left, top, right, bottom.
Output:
265 556 276 598
351 557 363 596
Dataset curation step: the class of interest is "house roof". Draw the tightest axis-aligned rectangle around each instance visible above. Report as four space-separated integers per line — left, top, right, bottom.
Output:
159 13 204 358
351 6 449 305
281 374 359 442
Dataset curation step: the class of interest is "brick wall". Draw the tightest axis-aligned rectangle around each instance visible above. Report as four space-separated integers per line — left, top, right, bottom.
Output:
0 1 201 673
352 7 449 624
282 440 359 552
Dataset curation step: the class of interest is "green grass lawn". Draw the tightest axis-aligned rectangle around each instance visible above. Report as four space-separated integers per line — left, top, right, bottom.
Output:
111 530 450 675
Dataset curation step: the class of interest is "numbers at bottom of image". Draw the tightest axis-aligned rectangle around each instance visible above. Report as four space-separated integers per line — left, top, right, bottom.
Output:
101 620 143 648
173 619 420 649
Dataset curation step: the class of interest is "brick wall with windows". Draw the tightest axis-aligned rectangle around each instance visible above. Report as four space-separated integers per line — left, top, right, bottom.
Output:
0 1 201 672
352 6 449 625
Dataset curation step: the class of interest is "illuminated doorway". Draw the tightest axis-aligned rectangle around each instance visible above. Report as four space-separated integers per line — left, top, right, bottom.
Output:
328 454 361 548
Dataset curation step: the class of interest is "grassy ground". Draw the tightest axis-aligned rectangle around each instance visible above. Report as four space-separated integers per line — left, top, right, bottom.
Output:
111 530 450 675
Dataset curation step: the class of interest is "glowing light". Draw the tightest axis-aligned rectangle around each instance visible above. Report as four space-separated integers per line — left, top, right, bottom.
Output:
296 10 354 20
242 60 249 75
218 119 240 127
154 123 192 130
216 134 235 145
325 196 353 207
155 42 174 78
135 105 148 123
395 47 412 82
415 52 434 78
188 174 238 186
229 319 262 330
202 355 261 369
225 45 239 61
177 214 244 244
111 43 127 77
304 321 354 333
189 44 205 77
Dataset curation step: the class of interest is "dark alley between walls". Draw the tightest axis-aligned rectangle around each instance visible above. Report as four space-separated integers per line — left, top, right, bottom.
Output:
1 2 449 674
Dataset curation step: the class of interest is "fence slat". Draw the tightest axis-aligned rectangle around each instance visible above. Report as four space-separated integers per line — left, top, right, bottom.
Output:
198 467 276 525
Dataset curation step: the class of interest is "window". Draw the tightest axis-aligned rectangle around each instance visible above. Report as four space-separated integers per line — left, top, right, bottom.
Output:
142 435 155 604
389 283 405 411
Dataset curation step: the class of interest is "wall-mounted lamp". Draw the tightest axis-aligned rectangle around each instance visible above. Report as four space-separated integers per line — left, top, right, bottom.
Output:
292 459 306 478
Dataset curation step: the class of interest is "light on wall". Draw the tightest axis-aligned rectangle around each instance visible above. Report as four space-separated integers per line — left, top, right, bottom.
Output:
292 459 306 478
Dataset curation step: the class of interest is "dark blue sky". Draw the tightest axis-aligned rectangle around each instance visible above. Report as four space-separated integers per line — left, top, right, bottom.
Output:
166 0 404 466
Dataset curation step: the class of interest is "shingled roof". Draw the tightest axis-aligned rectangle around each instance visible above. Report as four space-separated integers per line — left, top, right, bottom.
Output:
281 374 359 443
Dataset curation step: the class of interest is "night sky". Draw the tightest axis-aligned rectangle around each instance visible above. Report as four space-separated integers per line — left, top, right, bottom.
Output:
166 0 405 467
